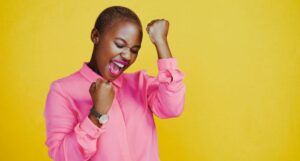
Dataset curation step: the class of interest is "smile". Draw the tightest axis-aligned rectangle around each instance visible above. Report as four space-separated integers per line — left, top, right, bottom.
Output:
108 59 129 76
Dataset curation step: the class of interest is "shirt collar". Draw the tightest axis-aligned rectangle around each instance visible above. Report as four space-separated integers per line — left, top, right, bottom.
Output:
79 62 123 88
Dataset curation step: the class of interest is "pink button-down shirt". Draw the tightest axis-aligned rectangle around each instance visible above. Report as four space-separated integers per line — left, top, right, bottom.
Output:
44 58 186 161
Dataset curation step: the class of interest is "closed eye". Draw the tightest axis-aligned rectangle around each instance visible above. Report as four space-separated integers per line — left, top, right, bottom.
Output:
114 42 125 48
114 40 140 54
131 45 141 53
131 48 140 54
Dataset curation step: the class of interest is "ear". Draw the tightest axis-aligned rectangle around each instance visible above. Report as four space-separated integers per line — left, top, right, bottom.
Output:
91 28 100 44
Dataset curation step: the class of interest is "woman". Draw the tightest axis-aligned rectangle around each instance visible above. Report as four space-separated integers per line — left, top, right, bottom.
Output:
44 6 186 161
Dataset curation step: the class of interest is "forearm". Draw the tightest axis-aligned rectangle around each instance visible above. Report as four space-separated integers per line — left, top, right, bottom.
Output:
149 78 185 118
45 116 102 161
146 58 186 119
154 39 173 59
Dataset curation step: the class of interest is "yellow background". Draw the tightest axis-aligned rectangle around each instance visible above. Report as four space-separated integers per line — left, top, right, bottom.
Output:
0 0 299 161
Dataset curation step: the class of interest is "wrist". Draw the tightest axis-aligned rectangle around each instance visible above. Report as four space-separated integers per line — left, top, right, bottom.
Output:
154 38 168 47
93 104 107 114
155 41 172 59
89 106 110 125
88 113 102 128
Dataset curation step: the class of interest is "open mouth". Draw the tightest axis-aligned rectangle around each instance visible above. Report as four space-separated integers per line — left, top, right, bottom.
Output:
108 60 128 76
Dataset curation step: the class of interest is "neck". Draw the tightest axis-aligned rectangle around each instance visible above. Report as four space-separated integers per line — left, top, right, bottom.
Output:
87 54 102 76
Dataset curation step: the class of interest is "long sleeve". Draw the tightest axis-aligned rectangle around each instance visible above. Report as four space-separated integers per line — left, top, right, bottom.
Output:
145 58 186 119
44 81 106 161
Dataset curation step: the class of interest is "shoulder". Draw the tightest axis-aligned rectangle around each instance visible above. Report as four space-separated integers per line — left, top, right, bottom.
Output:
49 70 83 95
120 70 154 89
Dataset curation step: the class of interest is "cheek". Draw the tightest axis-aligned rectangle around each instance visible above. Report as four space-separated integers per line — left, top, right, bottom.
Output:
108 42 122 55
130 55 138 64
98 42 121 59
97 45 125 68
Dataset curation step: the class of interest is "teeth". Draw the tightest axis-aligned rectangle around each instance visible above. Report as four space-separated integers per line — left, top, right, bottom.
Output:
114 62 125 68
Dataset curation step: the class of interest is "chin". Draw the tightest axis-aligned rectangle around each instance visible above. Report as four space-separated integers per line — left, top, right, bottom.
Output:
106 67 126 81
104 73 119 81
110 73 122 80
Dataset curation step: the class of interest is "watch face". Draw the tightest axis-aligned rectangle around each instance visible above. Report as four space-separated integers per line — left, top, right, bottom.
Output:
99 114 109 124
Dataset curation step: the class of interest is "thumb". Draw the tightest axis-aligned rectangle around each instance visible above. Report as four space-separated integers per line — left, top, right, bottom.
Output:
89 82 96 94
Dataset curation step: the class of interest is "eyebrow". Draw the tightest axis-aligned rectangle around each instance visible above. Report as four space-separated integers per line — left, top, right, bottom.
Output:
114 37 141 48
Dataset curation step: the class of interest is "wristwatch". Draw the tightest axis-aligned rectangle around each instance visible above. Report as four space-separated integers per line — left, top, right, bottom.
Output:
90 106 109 124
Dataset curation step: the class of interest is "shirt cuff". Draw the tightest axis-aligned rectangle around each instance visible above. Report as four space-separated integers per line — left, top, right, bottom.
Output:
157 58 184 84
157 58 178 71
78 116 106 139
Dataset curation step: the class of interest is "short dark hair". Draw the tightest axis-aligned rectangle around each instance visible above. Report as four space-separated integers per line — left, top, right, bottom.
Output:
94 6 142 36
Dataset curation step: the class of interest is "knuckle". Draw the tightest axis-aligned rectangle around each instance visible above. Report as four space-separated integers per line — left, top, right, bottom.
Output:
89 82 95 89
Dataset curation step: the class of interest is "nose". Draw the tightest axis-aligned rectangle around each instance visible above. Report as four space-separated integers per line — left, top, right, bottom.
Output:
120 48 131 61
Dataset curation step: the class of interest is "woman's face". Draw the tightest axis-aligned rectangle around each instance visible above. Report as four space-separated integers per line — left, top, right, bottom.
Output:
91 20 142 81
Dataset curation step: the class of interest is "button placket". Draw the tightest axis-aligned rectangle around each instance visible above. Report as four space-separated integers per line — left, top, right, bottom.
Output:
115 87 134 161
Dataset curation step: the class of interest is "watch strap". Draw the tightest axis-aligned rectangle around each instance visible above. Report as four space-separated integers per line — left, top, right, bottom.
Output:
90 106 103 119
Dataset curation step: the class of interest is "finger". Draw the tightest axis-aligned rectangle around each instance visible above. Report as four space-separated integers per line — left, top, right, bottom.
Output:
96 78 102 87
148 19 158 26
147 24 155 33
164 19 169 25
146 23 151 32
105 80 112 85
89 82 96 93
162 19 168 24
146 19 160 33
147 19 159 27
146 26 152 33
